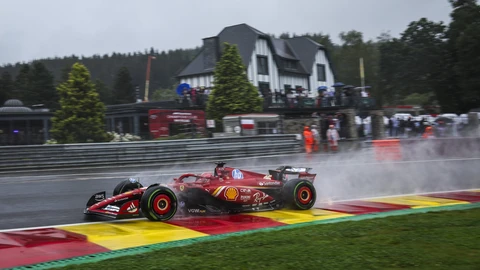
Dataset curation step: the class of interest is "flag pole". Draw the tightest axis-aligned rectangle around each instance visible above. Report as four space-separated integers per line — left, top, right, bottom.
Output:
144 55 156 102
359 57 365 91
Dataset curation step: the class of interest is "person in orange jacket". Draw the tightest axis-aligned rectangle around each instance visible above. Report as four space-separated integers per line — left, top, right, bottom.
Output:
422 125 434 139
303 126 314 153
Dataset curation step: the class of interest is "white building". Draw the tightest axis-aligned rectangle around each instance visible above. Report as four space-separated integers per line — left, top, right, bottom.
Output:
176 24 335 96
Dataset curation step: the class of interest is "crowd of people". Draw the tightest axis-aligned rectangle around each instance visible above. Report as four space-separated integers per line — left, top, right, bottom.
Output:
177 84 374 110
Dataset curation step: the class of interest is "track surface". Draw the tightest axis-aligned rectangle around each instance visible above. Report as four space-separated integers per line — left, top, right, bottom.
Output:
1 151 479 230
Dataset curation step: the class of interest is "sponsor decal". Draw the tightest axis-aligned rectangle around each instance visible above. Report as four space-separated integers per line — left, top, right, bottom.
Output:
224 187 239 201
104 205 120 212
240 188 251 193
149 114 157 119
253 192 269 203
95 194 105 201
127 202 138 213
231 169 244 179
187 208 206 214
263 175 272 179
179 185 185 191
259 181 281 186
179 201 185 208
114 197 128 203
240 195 251 201
213 186 226 197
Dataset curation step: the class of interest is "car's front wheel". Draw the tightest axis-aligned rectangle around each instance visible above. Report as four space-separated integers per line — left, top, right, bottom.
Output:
140 185 178 221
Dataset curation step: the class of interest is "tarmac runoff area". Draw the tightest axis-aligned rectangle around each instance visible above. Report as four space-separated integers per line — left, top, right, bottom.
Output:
0 154 479 269
0 190 479 269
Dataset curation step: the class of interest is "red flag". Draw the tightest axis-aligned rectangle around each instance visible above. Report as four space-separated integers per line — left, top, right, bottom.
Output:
241 119 254 129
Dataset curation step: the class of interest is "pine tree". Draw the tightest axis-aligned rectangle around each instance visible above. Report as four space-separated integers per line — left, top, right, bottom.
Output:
95 79 113 105
0 71 14 105
206 42 263 126
14 64 31 100
446 0 480 111
50 63 111 143
26 61 58 109
113 66 134 104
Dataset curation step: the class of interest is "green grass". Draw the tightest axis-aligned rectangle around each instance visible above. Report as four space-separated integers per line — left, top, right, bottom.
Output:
53 208 480 270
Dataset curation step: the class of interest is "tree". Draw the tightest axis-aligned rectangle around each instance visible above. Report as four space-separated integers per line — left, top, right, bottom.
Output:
0 71 14 104
50 63 111 143
14 64 31 100
377 19 447 107
26 61 58 109
113 66 134 104
151 88 177 101
95 79 113 105
206 43 263 126
445 0 480 112
334 31 379 90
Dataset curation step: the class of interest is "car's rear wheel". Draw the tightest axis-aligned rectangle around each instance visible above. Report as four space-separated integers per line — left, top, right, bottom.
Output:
113 179 143 196
140 185 177 221
282 179 316 210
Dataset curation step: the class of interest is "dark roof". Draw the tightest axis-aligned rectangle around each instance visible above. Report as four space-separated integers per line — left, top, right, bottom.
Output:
176 48 209 77
286 37 336 77
217 24 267 68
177 24 332 78
271 38 297 60
177 24 268 77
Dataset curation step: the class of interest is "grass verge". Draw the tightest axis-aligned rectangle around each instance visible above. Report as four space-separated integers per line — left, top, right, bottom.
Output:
51 208 480 270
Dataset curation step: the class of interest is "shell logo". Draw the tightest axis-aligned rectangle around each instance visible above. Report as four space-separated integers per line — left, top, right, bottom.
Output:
224 187 239 201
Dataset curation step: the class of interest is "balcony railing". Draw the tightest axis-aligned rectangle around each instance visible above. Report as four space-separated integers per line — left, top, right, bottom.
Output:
174 94 376 110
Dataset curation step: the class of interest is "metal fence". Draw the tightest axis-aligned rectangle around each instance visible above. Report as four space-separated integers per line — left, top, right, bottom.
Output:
0 135 301 172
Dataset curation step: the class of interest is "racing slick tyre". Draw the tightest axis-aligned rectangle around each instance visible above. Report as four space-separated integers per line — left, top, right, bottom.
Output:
140 185 178 221
113 179 143 196
282 179 316 210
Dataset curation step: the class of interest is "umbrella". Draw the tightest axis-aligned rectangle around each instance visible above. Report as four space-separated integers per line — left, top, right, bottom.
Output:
343 85 355 89
317 86 328 91
434 117 454 124
176 83 190 96
332 82 345 88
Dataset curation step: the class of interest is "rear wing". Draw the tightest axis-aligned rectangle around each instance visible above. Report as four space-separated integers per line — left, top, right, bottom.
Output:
269 166 316 182
278 166 312 174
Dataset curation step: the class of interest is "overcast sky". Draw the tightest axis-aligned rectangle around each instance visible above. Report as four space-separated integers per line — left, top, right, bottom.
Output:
0 0 453 65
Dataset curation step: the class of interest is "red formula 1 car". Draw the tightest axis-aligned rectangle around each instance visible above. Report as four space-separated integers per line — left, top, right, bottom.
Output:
84 162 317 222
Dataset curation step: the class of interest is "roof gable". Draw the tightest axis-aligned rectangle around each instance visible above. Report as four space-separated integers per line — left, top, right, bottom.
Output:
176 24 334 78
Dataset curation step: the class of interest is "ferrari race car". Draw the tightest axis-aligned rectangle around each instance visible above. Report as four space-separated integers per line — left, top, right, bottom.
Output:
84 162 317 222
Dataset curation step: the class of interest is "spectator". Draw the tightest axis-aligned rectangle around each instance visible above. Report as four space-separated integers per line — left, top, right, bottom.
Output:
303 126 313 154
311 125 320 152
326 125 340 152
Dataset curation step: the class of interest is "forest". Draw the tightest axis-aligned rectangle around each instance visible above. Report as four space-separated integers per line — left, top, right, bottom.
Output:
0 0 478 113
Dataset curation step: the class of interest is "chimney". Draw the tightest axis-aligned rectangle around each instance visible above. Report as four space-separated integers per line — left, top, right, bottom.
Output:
203 37 219 70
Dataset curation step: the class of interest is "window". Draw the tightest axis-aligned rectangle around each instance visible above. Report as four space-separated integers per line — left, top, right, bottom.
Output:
284 60 297 70
257 121 278 135
317 64 326 82
257 56 269 75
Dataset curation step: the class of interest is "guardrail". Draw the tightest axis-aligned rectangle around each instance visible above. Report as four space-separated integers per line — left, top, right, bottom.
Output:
0 135 301 172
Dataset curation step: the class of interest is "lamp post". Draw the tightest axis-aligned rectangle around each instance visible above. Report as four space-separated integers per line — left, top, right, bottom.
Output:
144 55 156 102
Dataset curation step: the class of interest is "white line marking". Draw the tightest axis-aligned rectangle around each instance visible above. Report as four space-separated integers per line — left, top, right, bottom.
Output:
0 188 478 233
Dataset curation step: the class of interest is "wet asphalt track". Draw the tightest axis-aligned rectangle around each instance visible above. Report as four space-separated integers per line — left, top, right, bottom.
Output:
0 150 479 230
